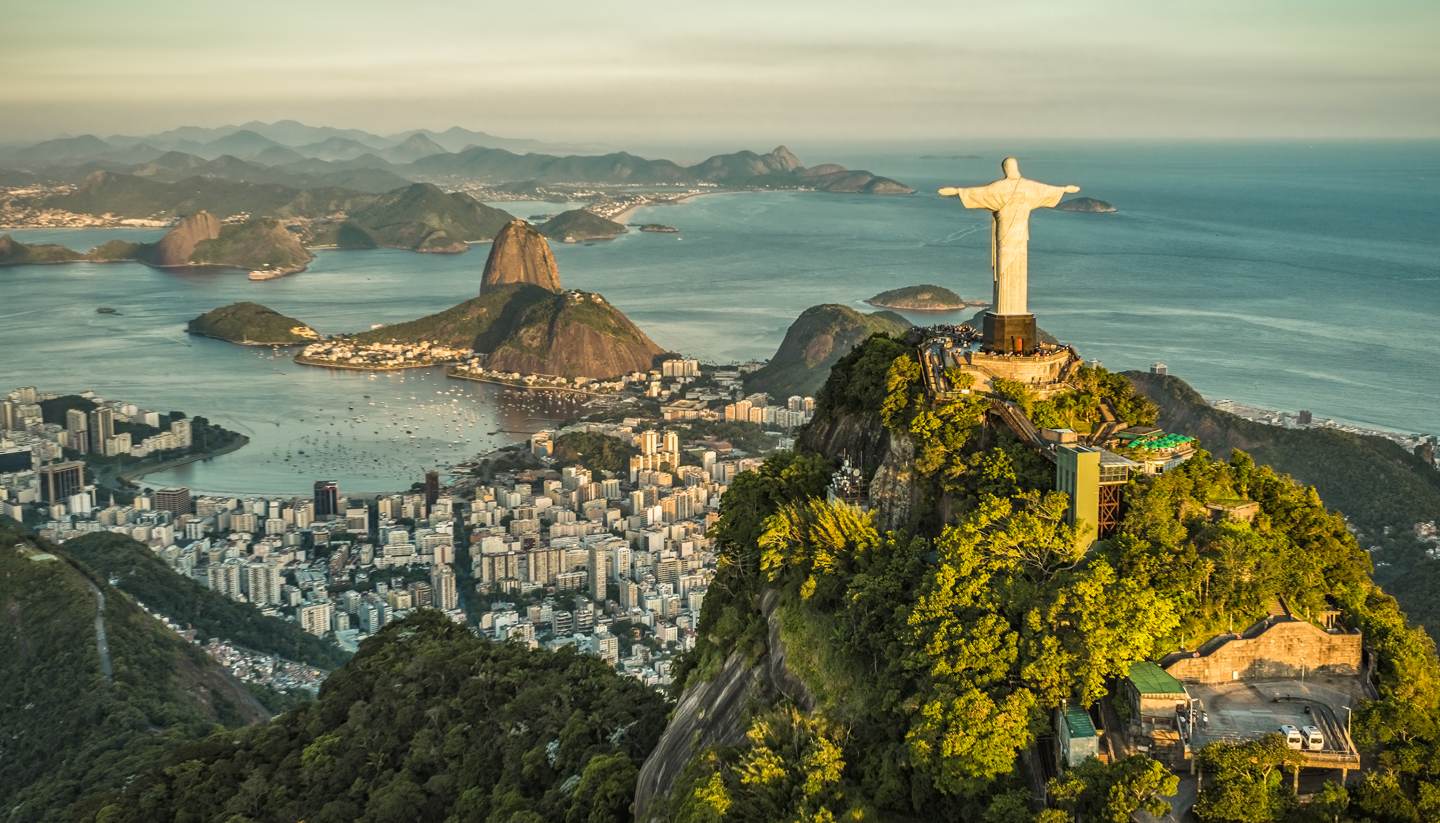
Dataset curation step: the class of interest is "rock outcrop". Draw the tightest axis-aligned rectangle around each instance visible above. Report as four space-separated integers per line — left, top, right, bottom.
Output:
0 235 85 266
480 219 561 293
148 211 222 266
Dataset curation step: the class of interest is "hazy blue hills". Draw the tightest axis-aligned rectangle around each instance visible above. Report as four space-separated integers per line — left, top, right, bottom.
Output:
295 135 386 162
333 183 515 252
407 143 912 192
382 132 449 163
44 171 365 220
2 127 910 195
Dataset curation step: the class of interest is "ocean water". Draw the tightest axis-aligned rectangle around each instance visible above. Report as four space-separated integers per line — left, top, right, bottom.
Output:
2 142 1436 494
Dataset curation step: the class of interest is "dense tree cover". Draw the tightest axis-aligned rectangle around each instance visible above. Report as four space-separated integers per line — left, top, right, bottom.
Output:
671 450 832 693
1044 754 1178 823
1193 735 1304 822
86 611 669 823
0 520 268 823
990 365 1158 433
812 334 913 423
1129 370 1440 643
672 706 860 822
64 531 349 669
671 336 1440 821
552 430 637 475
877 352 1051 519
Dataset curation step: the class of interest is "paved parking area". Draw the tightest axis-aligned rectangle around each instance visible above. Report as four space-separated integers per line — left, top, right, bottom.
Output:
1186 678 1359 756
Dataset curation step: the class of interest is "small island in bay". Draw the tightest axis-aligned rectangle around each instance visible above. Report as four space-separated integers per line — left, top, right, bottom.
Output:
1056 196 1117 213
187 302 320 346
637 224 679 233
536 208 627 243
865 283 982 312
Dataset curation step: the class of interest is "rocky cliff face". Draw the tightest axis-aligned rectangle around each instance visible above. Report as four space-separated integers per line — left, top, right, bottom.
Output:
148 211 221 266
634 591 813 822
800 404 924 531
480 219 561 292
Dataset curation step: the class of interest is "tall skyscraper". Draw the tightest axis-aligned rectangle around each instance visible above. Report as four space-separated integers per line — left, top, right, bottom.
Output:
424 470 440 506
88 407 114 455
65 409 89 455
588 545 608 602
431 564 458 611
37 460 85 504
244 561 283 606
314 480 340 518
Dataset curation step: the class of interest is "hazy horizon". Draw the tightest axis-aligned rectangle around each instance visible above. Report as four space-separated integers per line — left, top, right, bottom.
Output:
6 0 1439 146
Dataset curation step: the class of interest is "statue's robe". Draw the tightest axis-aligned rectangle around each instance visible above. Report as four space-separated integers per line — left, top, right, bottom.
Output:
955 178 1069 316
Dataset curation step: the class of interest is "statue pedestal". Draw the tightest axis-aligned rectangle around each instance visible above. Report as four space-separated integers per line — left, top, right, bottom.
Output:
982 312 1037 354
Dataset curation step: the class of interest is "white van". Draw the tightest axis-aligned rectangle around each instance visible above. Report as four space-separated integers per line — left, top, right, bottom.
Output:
1280 725 1304 750
1302 725 1325 750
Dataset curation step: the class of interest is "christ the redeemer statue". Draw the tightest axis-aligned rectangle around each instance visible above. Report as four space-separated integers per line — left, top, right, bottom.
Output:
939 156 1078 353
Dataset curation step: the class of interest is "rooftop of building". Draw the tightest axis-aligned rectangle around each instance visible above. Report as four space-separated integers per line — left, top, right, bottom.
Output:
1062 705 1097 738
1128 660 1187 696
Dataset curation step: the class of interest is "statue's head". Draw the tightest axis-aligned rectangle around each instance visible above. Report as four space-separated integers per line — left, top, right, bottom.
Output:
1001 157 1021 179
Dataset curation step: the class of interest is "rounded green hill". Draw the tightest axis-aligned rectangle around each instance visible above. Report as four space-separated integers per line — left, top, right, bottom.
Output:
866 284 977 311
187 302 320 346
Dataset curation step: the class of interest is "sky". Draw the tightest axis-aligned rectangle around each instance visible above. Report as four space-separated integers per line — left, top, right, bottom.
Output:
4 0 1439 147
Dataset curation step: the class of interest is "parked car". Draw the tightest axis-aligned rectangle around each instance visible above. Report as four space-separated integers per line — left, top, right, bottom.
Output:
1302 725 1325 750
1280 724 1304 750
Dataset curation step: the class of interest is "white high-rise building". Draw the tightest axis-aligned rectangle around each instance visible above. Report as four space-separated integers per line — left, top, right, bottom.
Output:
431 564 459 611
588 545 608 602
298 602 334 636
245 560 283 606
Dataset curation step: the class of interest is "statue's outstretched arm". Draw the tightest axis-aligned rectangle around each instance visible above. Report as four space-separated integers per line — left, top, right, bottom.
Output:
1064 184 1080 194
938 186 963 197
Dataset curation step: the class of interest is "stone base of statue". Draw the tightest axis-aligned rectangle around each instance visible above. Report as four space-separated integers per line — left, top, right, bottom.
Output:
919 329 1083 401
982 312 1038 354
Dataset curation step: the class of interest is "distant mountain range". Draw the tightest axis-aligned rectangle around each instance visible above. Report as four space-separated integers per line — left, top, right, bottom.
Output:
0 121 911 197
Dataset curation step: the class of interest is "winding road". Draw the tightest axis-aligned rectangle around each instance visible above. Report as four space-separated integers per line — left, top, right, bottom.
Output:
77 573 113 684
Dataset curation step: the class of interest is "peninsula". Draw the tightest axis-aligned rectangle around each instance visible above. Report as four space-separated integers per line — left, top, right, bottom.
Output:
299 223 664 379
0 210 314 274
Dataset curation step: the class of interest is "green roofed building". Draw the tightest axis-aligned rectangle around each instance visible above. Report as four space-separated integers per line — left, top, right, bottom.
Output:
1057 705 1100 768
1128 661 1186 697
1123 661 1191 767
